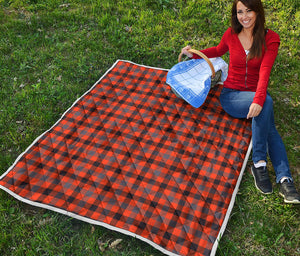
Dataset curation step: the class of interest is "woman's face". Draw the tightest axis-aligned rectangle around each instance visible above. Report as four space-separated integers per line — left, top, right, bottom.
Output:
236 1 257 30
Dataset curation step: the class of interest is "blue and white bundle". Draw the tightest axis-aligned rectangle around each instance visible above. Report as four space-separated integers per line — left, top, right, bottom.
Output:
166 58 228 108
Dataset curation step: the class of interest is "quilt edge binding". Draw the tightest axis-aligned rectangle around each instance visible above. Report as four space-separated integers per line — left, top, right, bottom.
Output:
210 138 253 256
0 59 251 256
0 184 180 256
0 137 253 256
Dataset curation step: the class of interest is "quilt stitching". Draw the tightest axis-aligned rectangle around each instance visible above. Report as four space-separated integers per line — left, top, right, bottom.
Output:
0 60 251 256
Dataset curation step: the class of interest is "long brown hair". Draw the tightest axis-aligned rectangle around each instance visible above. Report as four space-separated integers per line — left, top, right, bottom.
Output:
231 0 266 59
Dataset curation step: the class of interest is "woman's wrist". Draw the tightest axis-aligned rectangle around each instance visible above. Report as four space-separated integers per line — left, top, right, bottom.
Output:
187 53 193 58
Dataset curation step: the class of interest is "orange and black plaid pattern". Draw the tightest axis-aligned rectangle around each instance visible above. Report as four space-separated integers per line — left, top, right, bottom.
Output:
0 61 251 256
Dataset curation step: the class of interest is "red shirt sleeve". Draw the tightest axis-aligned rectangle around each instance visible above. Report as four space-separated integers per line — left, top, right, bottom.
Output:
252 31 280 106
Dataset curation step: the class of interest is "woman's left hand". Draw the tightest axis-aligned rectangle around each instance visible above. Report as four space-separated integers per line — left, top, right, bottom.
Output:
247 103 262 119
181 45 193 58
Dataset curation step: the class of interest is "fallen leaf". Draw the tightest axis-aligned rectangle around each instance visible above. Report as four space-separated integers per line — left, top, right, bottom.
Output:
125 25 132 33
109 239 123 250
38 217 53 226
59 3 70 8
97 238 111 252
91 225 95 234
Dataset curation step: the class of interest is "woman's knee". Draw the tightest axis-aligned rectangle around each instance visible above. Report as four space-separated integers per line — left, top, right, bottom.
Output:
262 95 274 112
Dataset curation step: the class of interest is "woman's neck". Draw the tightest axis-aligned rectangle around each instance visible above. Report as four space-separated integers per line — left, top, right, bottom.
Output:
241 27 253 37
238 28 254 51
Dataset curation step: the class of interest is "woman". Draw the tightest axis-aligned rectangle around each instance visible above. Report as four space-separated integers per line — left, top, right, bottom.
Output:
181 0 299 204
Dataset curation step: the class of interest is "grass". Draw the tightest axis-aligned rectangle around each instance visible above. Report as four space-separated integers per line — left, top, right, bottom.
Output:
0 0 299 255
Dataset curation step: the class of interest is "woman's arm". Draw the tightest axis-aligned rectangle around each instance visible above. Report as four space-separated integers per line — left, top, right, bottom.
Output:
252 41 280 107
248 31 280 118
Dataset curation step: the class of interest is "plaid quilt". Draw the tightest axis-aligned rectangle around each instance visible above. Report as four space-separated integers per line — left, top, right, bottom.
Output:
0 60 252 256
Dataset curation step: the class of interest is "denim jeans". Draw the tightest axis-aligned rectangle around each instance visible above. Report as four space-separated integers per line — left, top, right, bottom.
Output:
219 87 292 183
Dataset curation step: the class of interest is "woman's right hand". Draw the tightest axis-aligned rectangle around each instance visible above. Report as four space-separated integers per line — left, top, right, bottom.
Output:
181 45 193 58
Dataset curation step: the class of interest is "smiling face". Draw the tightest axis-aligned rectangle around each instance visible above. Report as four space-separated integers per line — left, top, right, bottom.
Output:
236 1 257 31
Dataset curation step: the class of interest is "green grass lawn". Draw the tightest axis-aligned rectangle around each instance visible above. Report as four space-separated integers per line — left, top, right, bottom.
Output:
0 0 299 255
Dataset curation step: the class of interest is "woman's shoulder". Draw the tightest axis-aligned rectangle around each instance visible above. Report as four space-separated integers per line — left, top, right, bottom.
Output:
265 29 280 43
225 27 234 35
222 27 236 39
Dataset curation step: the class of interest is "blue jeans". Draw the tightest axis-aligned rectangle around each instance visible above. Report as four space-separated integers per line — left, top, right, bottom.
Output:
219 88 292 183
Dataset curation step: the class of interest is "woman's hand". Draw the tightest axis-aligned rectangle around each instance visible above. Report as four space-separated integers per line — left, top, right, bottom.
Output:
181 45 193 58
247 103 262 119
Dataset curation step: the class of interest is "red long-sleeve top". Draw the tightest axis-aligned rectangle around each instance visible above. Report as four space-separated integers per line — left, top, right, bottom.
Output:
192 27 280 107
